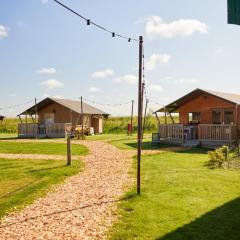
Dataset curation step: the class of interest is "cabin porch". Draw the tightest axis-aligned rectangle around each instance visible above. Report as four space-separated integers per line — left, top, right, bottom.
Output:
152 124 238 148
18 123 72 138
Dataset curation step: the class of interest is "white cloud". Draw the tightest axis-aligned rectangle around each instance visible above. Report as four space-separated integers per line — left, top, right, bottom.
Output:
41 0 49 4
92 68 113 78
88 87 101 93
174 78 199 85
148 84 164 92
0 25 9 38
37 68 57 75
115 74 138 85
9 93 16 97
145 53 171 71
145 16 208 38
41 79 64 90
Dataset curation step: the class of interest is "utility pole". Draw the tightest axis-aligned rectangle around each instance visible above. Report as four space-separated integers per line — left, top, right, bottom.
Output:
143 98 149 138
35 98 38 139
137 36 143 195
130 100 134 135
81 96 84 140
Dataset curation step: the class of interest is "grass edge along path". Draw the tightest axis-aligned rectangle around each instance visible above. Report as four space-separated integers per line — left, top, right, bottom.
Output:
0 158 83 219
109 148 240 240
0 141 88 156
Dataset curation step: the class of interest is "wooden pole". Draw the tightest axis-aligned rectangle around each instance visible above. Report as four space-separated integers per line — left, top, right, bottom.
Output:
35 98 38 139
67 135 71 165
169 112 175 124
137 36 143 195
81 96 84 140
155 112 160 125
164 107 167 124
142 98 149 138
130 100 134 135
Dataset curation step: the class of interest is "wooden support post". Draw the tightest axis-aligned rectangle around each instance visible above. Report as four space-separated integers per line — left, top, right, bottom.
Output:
137 36 143 195
81 96 84 140
18 116 22 124
130 100 134 136
142 98 149 138
169 112 175 124
155 112 160 125
25 112 28 134
67 135 71 166
164 108 167 124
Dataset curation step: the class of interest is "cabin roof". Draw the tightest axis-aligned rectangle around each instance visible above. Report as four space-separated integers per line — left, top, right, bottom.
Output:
155 88 240 113
18 97 109 116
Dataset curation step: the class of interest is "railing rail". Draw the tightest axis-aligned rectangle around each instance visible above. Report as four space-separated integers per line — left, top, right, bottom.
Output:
158 124 184 141
18 123 72 138
198 124 237 142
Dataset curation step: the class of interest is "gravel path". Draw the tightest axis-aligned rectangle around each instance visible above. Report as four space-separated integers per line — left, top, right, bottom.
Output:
0 141 133 240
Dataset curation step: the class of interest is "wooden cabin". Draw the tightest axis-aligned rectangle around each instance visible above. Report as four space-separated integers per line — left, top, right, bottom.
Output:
18 97 109 138
153 88 240 148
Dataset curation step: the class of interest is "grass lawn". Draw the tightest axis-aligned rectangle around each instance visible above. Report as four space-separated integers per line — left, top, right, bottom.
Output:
85 133 155 151
0 158 83 219
0 133 18 139
0 141 88 155
110 148 240 240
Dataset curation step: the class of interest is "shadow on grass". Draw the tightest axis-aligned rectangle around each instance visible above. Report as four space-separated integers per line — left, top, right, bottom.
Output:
0 137 18 141
28 165 66 173
126 141 160 150
126 141 210 154
158 197 240 240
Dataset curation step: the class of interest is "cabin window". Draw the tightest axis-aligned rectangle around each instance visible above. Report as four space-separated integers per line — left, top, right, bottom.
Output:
224 111 234 124
188 112 200 123
212 110 221 124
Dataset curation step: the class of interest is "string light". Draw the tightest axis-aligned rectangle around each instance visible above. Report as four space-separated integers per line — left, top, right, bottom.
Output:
82 97 132 107
0 99 34 111
53 0 139 42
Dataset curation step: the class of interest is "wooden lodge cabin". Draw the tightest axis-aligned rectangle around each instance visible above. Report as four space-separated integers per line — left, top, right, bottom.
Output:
153 88 240 148
18 97 109 138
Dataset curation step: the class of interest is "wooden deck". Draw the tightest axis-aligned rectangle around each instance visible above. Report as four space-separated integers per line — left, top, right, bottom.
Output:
153 124 238 148
18 123 72 138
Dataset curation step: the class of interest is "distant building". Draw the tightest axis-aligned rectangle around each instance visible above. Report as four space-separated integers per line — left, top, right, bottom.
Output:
0 115 5 122
18 97 109 138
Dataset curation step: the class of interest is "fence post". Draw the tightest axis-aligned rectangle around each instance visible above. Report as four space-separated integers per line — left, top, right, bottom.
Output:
67 135 71 166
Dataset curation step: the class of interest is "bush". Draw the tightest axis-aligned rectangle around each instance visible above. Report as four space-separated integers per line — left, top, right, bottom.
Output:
208 145 229 168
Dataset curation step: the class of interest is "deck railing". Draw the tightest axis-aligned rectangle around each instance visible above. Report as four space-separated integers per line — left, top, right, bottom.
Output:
18 123 72 138
158 124 184 142
198 124 237 142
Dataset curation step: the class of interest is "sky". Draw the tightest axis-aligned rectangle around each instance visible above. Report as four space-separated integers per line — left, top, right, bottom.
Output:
1 0 240 116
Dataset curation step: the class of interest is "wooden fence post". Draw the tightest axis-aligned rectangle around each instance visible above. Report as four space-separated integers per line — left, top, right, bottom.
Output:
67 135 71 166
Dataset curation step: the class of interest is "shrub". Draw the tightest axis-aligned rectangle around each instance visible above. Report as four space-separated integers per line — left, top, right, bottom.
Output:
208 145 229 168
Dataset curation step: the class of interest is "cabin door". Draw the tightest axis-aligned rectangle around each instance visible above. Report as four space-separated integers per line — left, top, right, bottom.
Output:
44 113 54 125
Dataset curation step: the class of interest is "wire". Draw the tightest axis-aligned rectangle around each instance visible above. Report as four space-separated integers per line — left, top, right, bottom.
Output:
82 97 132 106
53 0 139 42
0 99 34 111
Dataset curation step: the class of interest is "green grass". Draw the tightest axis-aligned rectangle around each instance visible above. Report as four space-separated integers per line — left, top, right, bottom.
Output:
0 141 88 155
110 148 240 240
0 158 83 219
85 133 157 151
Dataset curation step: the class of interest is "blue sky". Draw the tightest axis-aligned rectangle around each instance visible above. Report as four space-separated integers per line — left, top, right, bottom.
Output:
1 0 240 116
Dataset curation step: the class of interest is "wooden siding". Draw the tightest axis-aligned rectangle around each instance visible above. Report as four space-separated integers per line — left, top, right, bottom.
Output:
179 93 236 125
